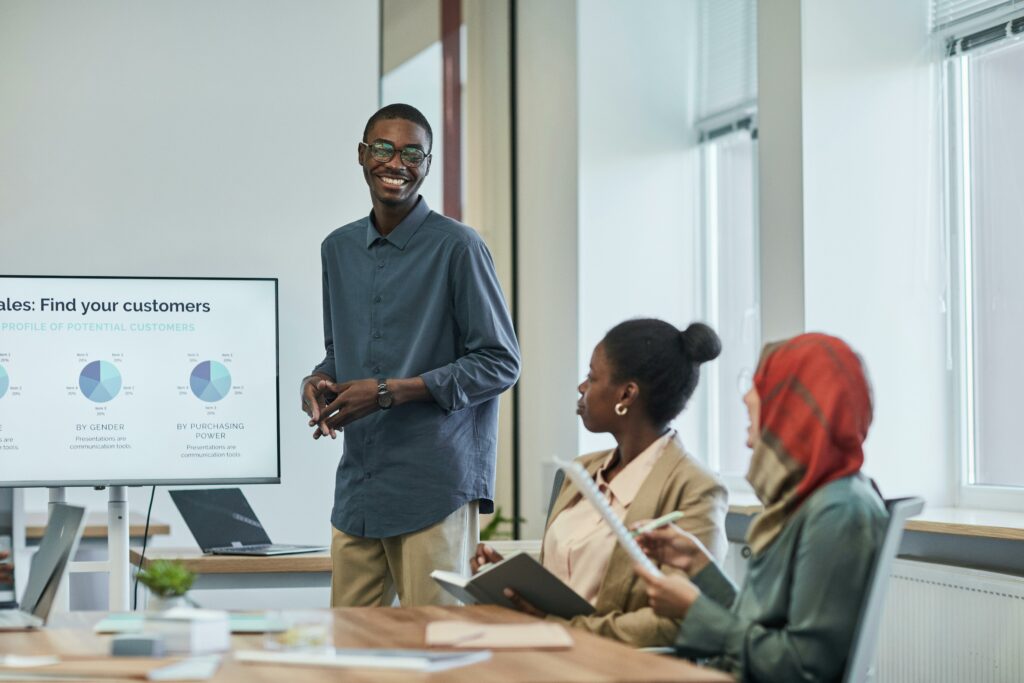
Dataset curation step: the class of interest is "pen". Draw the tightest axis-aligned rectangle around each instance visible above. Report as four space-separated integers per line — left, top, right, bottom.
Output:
449 629 486 645
629 511 685 537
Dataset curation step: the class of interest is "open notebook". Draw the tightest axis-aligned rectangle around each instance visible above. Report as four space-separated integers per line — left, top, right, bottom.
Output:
431 552 594 619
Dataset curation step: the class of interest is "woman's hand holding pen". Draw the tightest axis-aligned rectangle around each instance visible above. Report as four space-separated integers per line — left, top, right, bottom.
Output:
634 523 712 577
633 563 701 619
632 523 712 619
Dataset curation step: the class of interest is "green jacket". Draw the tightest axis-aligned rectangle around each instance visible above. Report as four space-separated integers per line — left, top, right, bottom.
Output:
675 474 887 682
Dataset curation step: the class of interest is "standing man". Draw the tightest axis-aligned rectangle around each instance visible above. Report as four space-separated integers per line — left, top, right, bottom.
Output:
302 104 520 607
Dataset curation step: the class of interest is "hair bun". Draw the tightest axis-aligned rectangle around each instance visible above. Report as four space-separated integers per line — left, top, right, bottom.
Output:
680 322 722 363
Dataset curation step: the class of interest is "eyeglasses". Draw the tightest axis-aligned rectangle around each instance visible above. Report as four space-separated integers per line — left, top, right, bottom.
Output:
360 139 430 168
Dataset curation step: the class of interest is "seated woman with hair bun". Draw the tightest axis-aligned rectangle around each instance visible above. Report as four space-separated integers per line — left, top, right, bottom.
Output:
472 318 729 647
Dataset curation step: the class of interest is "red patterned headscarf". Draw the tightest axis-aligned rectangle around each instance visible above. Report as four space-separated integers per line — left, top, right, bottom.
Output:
745 333 873 554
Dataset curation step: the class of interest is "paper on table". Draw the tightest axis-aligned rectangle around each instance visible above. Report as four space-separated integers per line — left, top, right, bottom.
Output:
425 621 573 649
0 656 59 668
235 648 491 673
554 457 664 578
94 612 286 634
0 656 195 681
147 655 221 681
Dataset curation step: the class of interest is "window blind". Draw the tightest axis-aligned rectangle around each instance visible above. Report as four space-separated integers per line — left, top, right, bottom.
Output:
697 0 757 126
944 12 1024 54
933 0 1024 32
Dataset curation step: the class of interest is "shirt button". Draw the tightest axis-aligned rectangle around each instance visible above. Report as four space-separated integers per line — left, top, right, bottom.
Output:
373 331 381 339
374 296 382 303
373 366 381 374
365 472 372 480
377 262 385 269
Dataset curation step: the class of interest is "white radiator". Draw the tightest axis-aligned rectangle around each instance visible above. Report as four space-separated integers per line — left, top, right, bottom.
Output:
876 559 1024 683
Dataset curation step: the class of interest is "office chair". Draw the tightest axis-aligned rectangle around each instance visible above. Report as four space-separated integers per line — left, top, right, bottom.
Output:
547 469 566 525
842 496 925 683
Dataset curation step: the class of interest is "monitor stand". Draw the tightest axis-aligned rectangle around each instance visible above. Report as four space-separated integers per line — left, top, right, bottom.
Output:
48 486 130 612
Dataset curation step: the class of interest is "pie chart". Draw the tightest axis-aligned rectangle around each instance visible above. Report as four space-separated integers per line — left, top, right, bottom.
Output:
79 360 121 403
0 366 8 399
190 360 231 402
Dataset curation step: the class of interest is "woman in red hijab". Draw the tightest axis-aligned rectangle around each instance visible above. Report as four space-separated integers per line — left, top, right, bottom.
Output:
635 333 888 682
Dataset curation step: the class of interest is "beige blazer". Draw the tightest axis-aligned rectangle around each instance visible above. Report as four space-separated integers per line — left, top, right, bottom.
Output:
542 435 728 647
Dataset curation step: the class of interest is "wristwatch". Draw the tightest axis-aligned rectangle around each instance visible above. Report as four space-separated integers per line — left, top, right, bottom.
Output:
376 381 393 410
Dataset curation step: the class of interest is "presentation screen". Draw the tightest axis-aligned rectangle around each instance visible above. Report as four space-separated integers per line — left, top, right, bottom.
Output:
0 276 279 487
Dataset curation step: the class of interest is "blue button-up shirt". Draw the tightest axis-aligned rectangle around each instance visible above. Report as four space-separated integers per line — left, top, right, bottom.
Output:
313 198 520 538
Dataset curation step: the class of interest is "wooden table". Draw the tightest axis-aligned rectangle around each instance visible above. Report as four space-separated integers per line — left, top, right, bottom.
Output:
128 539 541 584
129 541 544 598
26 512 170 541
1 606 733 682
129 548 332 591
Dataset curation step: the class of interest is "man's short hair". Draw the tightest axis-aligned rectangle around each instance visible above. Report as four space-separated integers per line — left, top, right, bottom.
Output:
363 103 433 153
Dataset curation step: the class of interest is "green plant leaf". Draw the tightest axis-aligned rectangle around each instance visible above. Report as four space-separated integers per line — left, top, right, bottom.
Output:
479 506 526 542
136 560 195 598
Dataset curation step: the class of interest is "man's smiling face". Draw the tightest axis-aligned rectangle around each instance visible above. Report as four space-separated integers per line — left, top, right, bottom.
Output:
358 117 431 209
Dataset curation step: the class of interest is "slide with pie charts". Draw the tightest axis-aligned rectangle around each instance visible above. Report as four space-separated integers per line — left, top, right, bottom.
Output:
0 276 279 487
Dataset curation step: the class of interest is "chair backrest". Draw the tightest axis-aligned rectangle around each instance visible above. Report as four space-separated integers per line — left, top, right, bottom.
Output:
546 469 567 526
842 496 925 683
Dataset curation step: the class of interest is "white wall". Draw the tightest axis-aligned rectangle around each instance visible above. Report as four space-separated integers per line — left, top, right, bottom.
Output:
800 0 951 504
0 0 380 607
515 0 579 537
576 0 704 457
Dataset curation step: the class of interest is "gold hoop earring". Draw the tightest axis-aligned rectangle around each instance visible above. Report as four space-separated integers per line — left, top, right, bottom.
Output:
614 402 628 416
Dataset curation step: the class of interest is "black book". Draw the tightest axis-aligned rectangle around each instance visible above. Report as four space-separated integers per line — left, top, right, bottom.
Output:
431 552 595 620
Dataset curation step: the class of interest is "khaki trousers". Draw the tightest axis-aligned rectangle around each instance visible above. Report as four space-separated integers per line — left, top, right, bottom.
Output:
330 501 479 607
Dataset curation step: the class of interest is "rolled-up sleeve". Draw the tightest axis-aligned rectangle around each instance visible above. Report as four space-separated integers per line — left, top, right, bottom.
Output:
311 246 336 380
421 239 520 413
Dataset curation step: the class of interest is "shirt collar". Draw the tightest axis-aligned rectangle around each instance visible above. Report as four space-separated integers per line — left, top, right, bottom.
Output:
596 431 674 507
365 196 431 250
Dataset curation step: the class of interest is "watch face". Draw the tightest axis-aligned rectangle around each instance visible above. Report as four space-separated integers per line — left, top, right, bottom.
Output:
377 384 393 409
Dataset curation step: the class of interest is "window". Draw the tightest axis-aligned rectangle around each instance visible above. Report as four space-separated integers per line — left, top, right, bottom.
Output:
697 0 759 484
701 126 759 481
945 11 1024 508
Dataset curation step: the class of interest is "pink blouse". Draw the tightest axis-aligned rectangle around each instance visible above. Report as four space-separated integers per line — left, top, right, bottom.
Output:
542 432 673 605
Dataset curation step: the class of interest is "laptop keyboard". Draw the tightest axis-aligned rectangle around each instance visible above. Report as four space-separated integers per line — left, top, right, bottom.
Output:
0 610 42 629
210 544 324 555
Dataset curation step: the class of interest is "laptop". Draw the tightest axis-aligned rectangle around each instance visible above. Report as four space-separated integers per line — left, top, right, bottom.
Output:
169 488 327 556
0 504 86 631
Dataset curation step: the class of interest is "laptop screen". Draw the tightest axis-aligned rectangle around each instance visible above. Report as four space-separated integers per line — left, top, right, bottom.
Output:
169 488 272 551
20 504 86 620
